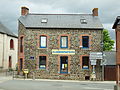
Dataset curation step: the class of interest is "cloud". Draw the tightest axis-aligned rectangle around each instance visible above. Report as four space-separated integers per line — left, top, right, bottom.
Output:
0 0 120 35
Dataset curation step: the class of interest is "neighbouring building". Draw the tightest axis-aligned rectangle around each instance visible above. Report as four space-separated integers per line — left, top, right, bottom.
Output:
113 16 120 84
0 22 18 70
18 7 103 80
103 51 116 81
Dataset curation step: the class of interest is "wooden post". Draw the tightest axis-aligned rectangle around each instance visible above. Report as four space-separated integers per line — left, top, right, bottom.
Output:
25 73 27 79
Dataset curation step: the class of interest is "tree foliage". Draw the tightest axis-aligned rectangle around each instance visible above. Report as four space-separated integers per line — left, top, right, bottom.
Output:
103 29 115 51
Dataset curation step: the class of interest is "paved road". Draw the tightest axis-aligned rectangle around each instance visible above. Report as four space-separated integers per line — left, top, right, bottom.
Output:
0 77 115 90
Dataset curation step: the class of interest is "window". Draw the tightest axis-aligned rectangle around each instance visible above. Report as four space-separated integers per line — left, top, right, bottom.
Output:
60 36 68 48
41 18 48 23
82 36 89 48
40 36 47 48
20 37 23 52
80 19 87 24
10 39 14 49
82 56 89 69
39 56 46 69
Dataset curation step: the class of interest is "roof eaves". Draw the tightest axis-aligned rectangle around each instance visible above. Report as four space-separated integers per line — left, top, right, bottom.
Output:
25 27 104 30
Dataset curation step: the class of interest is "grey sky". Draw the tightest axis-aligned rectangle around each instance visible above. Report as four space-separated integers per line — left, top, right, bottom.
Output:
0 0 120 35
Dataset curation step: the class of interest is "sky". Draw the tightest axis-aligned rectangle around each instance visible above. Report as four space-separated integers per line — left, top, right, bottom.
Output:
0 0 120 36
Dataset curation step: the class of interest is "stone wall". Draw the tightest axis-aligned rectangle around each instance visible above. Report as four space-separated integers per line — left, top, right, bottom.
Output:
18 23 103 80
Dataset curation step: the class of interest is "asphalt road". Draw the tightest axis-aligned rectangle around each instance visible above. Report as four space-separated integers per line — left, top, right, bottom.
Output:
0 77 116 90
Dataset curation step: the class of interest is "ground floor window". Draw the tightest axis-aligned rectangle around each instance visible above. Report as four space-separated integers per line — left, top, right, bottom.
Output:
39 56 46 69
82 56 89 69
60 56 68 73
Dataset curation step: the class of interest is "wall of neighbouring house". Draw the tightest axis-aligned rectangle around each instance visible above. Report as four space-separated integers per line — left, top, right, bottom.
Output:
0 33 18 70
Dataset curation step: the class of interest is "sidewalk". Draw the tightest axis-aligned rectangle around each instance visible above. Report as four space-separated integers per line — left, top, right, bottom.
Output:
13 77 116 84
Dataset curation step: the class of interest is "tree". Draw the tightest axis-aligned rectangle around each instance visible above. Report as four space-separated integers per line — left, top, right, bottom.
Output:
103 29 115 51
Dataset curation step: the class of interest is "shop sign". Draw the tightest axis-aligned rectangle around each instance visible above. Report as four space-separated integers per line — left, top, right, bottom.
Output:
90 52 103 60
90 60 97 65
52 49 75 55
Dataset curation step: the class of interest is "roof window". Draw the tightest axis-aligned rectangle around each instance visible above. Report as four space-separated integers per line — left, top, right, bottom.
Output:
80 19 87 24
41 18 48 23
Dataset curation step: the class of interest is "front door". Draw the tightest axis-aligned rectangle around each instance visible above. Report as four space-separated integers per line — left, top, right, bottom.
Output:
60 56 68 73
20 58 23 71
8 56 12 68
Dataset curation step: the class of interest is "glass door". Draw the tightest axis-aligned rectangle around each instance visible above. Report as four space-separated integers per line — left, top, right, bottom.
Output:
60 56 68 73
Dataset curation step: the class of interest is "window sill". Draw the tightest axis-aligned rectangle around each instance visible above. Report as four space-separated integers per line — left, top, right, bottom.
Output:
81 69 90 71
38 48 48 49
10 48 14 50
80 48 91 50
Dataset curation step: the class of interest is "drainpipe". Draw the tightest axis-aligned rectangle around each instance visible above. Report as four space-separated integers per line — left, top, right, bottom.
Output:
2 34 5 69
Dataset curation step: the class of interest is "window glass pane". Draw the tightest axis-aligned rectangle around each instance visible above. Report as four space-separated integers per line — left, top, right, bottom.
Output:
61 36 68 48
82 56 89 69
82 36 89 48
40 36 47 48
39 56 46 69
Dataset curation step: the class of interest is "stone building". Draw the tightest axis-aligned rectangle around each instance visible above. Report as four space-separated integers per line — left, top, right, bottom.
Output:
18 7 103 80
0 22 18 70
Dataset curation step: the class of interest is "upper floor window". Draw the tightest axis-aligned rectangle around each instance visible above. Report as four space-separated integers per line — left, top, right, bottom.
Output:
60 36 68 48
40 36 47 48
10 39 14 49
20 37 23 53
41 18 48 23
82 56 89 69
82 36 89 48
39 56 46 69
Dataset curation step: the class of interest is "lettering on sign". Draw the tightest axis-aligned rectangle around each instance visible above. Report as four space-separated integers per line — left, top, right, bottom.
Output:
52 49 75 55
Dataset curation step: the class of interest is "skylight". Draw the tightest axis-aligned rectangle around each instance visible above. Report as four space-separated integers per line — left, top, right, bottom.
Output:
41 18 48 23
80 19 87 24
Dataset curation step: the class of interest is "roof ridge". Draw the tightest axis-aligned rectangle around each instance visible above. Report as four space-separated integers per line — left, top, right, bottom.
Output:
28 13 92 16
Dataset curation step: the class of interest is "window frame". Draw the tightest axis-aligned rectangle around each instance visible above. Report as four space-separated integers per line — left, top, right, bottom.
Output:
10 39 14 50
60 36 68 48
60 56 68 74
39 56 46 69
82 56 89 69
40 36 47 48
20 37 23 53
82 36 89 48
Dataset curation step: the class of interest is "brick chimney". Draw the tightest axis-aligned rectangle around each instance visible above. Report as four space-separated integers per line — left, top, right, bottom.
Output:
21 7 29 16
92 8 98 16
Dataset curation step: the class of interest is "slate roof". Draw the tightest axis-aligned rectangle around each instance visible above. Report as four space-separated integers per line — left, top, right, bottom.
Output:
112 16 120 29
0 22 17 38
103 51 116 65
19 13 103 29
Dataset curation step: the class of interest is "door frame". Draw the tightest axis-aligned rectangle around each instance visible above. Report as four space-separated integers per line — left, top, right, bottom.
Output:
60 56 68 74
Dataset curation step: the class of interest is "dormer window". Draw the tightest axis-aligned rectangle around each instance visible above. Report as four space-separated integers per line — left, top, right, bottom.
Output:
80 19 87 24
41 18 48 23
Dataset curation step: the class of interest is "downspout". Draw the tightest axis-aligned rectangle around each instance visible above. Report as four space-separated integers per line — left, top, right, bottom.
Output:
2 34 5 69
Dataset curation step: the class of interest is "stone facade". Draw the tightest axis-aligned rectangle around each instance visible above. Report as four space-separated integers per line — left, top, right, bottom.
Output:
18 22 103 80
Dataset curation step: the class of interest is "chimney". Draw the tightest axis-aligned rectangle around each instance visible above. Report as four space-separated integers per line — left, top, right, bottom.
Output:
21 7 29 16
92 8 98 16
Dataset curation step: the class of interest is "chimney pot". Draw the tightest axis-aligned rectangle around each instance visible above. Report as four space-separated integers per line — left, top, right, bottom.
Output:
21 7 29 16
92 8 98 16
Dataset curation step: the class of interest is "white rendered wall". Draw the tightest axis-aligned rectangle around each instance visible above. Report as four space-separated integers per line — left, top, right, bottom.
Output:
0 33 18 70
